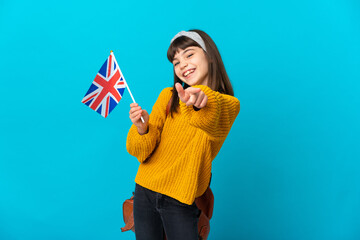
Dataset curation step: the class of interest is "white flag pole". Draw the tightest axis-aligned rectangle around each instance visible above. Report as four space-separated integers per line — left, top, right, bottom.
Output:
111 51 145 123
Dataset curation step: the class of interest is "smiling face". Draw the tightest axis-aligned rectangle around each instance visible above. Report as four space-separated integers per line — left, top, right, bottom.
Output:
172 46 209 87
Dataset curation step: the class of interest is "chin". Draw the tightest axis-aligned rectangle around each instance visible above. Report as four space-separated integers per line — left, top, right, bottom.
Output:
185 79 199 86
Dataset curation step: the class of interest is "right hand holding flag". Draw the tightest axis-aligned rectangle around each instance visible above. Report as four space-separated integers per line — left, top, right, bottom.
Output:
129 103 149 135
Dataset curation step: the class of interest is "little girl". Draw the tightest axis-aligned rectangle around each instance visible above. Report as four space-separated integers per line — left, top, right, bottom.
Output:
126 29 240 240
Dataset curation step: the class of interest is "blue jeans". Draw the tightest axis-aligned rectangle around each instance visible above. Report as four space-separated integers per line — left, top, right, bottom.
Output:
134 184 200 240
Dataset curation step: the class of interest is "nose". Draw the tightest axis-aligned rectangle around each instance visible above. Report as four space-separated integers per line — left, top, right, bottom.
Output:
179 60 188 69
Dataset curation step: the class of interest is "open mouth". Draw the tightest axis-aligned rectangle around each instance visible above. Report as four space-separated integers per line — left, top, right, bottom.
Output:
183 68 195 78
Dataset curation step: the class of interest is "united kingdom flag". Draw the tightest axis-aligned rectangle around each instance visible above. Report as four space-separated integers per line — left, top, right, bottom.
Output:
82 52 126 118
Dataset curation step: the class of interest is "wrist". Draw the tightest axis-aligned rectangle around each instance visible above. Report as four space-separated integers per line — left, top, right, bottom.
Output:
137 125 149 135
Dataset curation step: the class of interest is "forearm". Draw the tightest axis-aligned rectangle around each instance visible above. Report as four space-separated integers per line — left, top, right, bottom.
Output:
126 123 160 163
179 85 240 138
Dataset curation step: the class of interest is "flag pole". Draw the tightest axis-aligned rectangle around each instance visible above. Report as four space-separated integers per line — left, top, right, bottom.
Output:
111 51 145 123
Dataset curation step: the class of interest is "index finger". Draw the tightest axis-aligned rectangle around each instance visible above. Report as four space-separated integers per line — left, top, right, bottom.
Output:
175 83 185 98
130 103 139 108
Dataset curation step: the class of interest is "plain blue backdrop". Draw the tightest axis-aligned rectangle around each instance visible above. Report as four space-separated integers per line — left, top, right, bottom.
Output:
1 0 359 239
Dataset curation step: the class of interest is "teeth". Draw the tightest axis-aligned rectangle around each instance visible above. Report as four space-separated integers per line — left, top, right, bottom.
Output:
184 69 194 77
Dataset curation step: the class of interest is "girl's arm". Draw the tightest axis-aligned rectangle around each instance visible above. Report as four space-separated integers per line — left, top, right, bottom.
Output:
126 87 172 163
179 85 240 139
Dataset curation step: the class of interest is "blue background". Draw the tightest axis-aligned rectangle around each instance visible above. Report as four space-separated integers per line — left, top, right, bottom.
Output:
1 0 359 239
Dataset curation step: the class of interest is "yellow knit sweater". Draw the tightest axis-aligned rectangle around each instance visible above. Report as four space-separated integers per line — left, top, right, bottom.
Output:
126 85 240 205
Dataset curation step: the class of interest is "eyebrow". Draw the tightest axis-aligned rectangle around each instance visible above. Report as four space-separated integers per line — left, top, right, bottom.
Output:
173 48 195 61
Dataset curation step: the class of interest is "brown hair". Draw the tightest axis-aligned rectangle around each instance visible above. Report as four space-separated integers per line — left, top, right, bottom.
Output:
167 29 234 117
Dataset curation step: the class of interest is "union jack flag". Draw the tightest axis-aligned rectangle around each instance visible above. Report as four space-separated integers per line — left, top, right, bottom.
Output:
82 52 126 118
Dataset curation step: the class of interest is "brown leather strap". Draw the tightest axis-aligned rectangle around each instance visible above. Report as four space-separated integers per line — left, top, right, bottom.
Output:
166 97 172 116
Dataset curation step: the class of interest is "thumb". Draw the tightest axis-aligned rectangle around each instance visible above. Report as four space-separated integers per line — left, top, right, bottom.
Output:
142 109 149 122
186 87 202 95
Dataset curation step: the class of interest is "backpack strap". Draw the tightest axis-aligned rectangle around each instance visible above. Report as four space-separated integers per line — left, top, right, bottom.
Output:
166 97 172 116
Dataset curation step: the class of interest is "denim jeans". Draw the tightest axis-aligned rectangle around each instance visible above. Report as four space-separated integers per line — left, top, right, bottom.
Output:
134 183 201 240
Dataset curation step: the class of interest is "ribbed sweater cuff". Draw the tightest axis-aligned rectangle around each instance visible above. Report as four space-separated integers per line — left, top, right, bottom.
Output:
126 123 159 163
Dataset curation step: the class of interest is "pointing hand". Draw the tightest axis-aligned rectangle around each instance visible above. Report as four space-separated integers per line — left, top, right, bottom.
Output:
175 83 208 109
